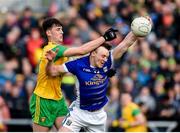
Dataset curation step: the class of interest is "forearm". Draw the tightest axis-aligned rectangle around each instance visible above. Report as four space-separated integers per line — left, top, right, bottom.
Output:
129 119 146 127
120 119 145 128
113 32 137 59
46 61 61 76
79 36 105 55
63 36 105 57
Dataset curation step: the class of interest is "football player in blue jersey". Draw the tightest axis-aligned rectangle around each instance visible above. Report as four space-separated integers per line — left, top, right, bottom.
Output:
45 30 139 132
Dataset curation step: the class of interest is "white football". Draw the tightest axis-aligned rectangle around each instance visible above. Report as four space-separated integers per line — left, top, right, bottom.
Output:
131 17 152 37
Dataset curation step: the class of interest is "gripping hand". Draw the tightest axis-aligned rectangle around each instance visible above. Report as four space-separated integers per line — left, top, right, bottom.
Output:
103 28 118 41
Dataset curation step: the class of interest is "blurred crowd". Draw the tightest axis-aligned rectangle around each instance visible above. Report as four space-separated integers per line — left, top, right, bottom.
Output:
0 0 179 131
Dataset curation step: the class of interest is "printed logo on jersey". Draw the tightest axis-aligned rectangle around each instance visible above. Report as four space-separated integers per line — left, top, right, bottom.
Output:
83 68 91 72
85 74 107 86
41 117 46 122
65 119 72 126
91 74 103 81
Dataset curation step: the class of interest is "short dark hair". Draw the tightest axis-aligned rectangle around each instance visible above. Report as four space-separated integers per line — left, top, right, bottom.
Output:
92 43 112 54
102 43 112 51
42 18 62 32
24 6 32 12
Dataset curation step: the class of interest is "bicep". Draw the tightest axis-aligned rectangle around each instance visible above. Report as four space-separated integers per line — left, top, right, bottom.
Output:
63 47 82 57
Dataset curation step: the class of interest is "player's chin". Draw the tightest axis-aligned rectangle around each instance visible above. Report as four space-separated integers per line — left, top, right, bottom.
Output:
98 64 104 68
58 38 63 42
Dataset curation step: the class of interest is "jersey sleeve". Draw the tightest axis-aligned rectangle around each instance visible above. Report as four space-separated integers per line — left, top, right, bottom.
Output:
64 59 78 75
132 108 141 116
52 45 67 62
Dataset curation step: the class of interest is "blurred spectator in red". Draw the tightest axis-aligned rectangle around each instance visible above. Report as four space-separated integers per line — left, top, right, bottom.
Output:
26 28 44 68
0 96 10 131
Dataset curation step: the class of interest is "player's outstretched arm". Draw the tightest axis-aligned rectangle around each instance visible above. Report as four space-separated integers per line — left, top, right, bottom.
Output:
112 31 137 60
45 49 67 76
112 16 152 60
63 28 118 57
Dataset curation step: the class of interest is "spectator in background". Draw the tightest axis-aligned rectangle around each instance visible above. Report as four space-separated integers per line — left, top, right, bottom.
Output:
153 76 166 102
0 96 10 131
135 86 156 117
21 58 36 101
105 86 121 131
3 74 30 119
61 73 76 105
119 93 147 132
74 17 93 43
19 6 38 38
0 10 18 39
2 27 21 59
122 77 137 98
44 1 59 18
26 28 44 68
173 83 180 116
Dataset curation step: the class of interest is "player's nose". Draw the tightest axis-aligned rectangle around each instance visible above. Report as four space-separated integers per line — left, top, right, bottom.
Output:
60 30 63 34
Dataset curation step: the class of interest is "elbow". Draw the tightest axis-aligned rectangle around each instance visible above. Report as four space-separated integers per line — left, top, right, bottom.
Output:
113 48 128 60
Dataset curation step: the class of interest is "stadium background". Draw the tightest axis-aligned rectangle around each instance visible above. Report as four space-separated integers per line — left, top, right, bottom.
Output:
0 0 179 132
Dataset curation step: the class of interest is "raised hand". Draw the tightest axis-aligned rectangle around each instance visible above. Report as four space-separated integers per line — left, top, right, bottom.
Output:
45 48 59 62
144 16 153 26
103 28 118 41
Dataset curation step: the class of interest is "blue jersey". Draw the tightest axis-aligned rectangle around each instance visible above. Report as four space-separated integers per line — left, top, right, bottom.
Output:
64 53 113 111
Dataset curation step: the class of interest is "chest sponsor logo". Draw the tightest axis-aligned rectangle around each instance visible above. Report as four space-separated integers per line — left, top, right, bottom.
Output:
85 74 107 86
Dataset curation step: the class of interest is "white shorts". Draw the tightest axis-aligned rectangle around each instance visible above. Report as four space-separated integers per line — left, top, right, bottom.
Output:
62 101 107 132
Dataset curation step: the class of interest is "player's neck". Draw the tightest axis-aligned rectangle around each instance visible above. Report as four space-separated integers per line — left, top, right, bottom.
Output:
89 56 96 68
48 38 61 45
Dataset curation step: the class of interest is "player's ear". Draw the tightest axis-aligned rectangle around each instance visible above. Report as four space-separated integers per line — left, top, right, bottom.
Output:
91 51 96 57
46 30 51 36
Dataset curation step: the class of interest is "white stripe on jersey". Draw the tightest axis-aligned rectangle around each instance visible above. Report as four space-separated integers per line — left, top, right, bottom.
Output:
75 76 80 108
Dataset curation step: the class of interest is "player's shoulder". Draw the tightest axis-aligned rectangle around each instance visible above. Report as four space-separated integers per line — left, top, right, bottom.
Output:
130 102 139 109
72 55 89 62
43 43 55 51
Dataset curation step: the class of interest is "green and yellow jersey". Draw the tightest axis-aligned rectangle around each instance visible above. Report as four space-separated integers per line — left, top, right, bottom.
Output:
34 42 68 100
122 102 147 132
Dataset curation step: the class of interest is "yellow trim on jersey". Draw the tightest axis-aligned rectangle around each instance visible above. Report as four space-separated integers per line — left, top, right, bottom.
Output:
34 95 40 123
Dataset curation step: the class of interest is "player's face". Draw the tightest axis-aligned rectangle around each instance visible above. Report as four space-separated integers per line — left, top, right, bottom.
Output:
47 25 63 43
121 94 131 106
93 47 109 68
